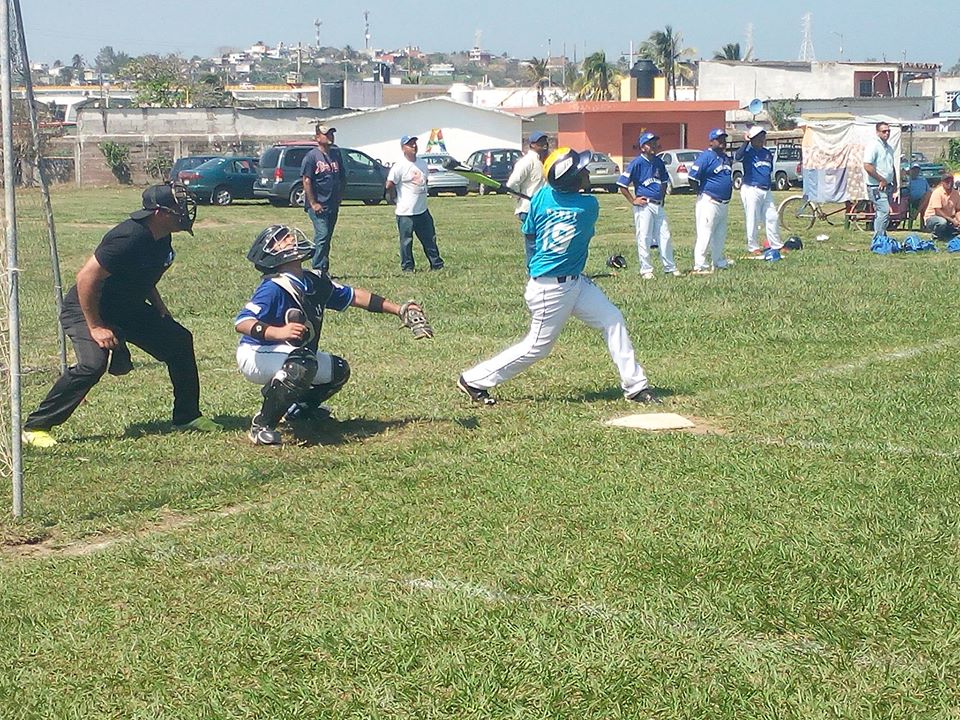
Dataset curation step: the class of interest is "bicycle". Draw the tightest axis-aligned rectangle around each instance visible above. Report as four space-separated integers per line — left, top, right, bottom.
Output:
778 194 904 233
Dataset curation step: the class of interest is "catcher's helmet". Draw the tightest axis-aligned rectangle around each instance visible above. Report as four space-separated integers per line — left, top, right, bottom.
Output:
247 225 314 273
784 235 803 250
544 147 592 192
606 254 627 270
130 182 197 235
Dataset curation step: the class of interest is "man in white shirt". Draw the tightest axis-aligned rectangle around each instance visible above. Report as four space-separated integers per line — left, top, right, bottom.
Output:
385 134 445 272
506 131 550 263
863 122 899 236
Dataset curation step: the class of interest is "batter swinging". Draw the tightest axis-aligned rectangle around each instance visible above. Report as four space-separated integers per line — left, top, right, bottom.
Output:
457 148 661 407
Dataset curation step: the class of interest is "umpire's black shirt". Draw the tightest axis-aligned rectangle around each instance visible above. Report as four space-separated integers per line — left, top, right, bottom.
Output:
62 218 174 324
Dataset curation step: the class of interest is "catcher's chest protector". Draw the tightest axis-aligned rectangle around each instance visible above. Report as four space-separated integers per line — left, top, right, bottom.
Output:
268 270 334 343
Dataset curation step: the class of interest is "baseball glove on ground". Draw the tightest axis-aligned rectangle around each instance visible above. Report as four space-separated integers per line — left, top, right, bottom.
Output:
606 254 628 270
400 301 434 339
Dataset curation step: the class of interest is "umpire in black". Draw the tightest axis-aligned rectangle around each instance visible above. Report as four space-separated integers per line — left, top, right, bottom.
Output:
22 184 222 447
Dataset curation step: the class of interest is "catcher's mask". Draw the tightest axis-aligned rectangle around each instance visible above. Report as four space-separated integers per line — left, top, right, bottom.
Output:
784 236 803 250
544 147 592 192
247 225 315 273
606 254 627 270
130 183 197 235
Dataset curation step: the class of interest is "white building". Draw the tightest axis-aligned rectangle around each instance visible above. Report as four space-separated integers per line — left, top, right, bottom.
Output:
321 96 525 164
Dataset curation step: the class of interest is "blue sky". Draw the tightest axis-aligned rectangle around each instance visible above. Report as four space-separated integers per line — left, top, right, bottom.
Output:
22 0 953 69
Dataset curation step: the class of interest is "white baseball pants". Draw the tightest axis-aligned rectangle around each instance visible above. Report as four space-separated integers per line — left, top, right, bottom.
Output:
632 202 676 274
461 275 649 397
694 195 731 271
236 343 336 385
740 185 782 252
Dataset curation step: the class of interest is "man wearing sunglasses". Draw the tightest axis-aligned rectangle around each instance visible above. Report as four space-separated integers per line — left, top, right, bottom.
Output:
863 122 899 237
22 184 222 448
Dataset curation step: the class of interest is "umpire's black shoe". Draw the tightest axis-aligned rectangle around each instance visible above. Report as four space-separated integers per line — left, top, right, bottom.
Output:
108 344 133 376
627 387 662 405
458 375 497 406
249 414 282 445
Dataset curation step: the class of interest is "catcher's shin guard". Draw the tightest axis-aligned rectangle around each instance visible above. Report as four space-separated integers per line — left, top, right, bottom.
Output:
302 355 351 406
257 348 318 427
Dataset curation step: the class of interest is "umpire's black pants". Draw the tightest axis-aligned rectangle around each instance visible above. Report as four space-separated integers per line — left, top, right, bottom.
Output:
23 303 202 431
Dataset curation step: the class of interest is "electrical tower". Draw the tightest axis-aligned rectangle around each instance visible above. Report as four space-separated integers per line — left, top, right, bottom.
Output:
745 22 754 61
799 13 816 62
314 18 322 50
363 10 370 52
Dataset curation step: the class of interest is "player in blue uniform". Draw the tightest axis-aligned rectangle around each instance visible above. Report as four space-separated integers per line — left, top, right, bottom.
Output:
734 126 782 254
236 224 430 445
458 148 659 407
688 128 734 273
617 131 680 279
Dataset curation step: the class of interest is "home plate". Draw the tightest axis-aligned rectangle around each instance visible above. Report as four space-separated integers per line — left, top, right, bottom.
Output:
606 412 696 431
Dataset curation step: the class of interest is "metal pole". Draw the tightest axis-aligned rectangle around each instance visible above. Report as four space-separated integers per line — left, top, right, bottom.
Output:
1 0 23 516
13 0 66 372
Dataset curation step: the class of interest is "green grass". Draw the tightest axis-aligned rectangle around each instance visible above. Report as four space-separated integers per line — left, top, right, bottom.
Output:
3 186 960 719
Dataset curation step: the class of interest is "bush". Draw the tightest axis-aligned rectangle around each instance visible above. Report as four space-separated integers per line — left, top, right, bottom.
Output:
99 141 131 184
145 151 173 180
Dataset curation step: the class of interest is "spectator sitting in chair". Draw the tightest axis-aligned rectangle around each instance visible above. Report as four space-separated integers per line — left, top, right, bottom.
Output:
906 164 932 229
922 173 960 239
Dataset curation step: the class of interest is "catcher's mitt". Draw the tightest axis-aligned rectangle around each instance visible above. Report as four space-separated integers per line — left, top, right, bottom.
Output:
606 254 627 270
400 301 434 340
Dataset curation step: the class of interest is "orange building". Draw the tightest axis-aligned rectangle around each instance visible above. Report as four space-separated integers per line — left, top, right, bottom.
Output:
546 100 740 168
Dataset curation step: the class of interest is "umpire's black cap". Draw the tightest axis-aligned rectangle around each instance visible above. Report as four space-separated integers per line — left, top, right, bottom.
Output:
130 184 179 220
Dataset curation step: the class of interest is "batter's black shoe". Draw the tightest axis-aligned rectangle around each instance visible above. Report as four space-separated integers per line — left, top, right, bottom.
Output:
627 387 662 405
458 375 496 406
248 413 282 445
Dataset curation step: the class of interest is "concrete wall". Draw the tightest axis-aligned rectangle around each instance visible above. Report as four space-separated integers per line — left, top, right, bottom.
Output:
796 96 934 122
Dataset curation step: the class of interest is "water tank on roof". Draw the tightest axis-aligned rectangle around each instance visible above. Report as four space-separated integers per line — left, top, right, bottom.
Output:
630 59 660 99
449 83 474 104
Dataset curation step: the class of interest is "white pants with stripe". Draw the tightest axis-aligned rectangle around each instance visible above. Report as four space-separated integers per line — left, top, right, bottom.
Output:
694 195 731 271
632 202 677 274
461 275 649 397
740 184 782 252
236 343 336 386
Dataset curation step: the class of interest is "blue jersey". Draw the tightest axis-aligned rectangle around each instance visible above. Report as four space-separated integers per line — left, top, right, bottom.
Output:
689 148 733 201
236 270 353 350
523 186 600 278
617 153 668 200
907 177 930 201
734 145 773 190
300 147 344 208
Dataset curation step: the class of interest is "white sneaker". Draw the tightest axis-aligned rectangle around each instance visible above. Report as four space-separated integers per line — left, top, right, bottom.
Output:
666 269 683 277
641 272 655 280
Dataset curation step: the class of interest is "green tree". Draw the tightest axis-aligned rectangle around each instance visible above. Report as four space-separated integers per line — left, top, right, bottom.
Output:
638 25 695 100
526 57 549 105
94 46 131 76
768 98 799 130
574 51 619 101
71 54 84 70
713 42 750 61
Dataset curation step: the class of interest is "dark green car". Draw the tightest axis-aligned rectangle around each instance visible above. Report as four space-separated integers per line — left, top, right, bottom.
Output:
177 156 260 206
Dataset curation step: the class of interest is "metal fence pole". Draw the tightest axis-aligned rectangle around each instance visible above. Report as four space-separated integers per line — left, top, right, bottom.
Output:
1 0 23 516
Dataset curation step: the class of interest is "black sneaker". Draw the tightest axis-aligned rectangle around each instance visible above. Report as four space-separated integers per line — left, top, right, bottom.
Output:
627 388 662 405
284 402 332 423
457 375 496 406
248 414 282 445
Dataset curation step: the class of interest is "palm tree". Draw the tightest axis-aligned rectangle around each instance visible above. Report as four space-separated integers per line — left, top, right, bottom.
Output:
71 54 84 71
638 25 695 100
575 51 618 101
713 42 752 62
526 57 549 105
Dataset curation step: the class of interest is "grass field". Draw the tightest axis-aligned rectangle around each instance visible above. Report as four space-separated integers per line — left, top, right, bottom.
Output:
2 185 960 719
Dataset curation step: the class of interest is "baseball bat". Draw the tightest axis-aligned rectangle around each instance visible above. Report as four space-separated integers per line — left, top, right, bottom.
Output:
442 157 530 200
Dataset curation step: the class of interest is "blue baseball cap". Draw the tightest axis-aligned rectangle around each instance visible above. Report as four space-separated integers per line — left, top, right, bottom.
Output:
709 128 728 141
637 131 659 147
400 134 418 146
529 131 548 144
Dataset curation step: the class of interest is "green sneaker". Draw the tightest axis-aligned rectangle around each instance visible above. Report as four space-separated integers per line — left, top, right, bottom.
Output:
173 416 223 433
22 429 57 448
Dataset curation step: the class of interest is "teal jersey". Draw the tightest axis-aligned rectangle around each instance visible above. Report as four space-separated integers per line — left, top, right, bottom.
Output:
523 186 600 277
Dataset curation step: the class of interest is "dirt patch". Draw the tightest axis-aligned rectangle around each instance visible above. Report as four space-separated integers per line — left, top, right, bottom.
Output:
683 415 728 435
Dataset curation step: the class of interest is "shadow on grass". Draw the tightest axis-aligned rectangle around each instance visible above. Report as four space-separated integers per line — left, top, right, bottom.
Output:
574 385 681 402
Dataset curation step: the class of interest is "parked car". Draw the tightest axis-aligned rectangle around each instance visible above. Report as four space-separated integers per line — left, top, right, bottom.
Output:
254 142 389 207
901 151 946 187
167 155 221 183
464 148 522 195
177 156 259 205
421 153 469 196
731 144 803 191
586 152 620 192
656 149 700 194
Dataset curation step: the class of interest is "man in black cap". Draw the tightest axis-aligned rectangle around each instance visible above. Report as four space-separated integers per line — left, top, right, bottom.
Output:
22 184 222 447
301 124 346 273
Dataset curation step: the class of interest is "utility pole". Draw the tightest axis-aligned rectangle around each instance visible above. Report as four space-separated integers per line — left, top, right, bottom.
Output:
315 18 322 50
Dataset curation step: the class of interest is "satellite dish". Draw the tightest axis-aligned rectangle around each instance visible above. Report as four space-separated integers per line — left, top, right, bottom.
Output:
748 98 764 115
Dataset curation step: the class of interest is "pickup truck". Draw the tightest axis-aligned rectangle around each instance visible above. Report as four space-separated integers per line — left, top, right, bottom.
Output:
731 144 803 191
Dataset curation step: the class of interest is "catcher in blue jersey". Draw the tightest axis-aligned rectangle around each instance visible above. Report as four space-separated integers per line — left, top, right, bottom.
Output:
235 224 433 445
